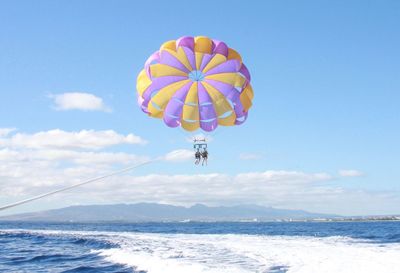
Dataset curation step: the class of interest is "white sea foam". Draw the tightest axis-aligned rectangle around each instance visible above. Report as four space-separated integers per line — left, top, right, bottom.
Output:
3 229 400 273
95 233 400 273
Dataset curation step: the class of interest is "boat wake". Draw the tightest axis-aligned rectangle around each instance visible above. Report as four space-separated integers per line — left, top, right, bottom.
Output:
2 229 400 273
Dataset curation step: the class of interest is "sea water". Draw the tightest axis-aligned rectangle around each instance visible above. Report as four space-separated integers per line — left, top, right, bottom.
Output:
0 221 400 273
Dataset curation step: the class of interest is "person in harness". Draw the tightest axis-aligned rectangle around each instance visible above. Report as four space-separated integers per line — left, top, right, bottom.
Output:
194 148 201 165
201 148 208 166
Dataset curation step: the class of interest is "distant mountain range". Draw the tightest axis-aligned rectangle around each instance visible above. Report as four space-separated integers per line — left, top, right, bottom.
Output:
0 203 339 222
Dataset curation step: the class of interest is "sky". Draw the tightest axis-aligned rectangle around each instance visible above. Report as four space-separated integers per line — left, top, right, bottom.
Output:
0 0 399 216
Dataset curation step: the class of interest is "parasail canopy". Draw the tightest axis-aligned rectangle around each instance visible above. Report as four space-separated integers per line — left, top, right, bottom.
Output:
136 36 253 132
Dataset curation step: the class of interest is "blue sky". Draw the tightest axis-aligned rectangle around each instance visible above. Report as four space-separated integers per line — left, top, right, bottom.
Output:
0 0 399 216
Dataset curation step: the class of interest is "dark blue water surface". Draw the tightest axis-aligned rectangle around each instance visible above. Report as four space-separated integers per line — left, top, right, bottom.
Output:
0 221 399 273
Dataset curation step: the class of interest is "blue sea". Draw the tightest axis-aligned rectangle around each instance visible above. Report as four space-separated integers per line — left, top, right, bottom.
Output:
1 221 400 273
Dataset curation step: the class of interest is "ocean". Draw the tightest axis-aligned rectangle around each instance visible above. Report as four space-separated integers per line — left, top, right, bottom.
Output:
0 221 399 273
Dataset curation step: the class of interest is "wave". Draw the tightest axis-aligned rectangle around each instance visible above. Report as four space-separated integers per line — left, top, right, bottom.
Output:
2 229 400 273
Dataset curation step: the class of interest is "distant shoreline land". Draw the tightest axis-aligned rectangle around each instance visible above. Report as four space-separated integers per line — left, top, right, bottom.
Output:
0 203 399 223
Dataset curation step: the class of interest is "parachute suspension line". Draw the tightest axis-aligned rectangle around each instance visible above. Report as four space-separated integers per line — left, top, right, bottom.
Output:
0 150 184 212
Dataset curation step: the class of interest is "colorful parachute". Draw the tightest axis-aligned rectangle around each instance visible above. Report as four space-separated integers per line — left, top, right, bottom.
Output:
136 36 253 132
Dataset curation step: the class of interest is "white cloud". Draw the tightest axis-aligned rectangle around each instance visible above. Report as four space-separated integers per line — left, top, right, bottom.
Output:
0 149 398 215
96 172 399 215
49 92 111 112
239 152 263 160
0 128 16 137
163 149 193 162
0 129 147 149
0 148 149 166
0 128 149 204
8 169 393 216
235 170 332 184
0 142 378 216
0 129 150 204
0 130 398 216
338 170 364 177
